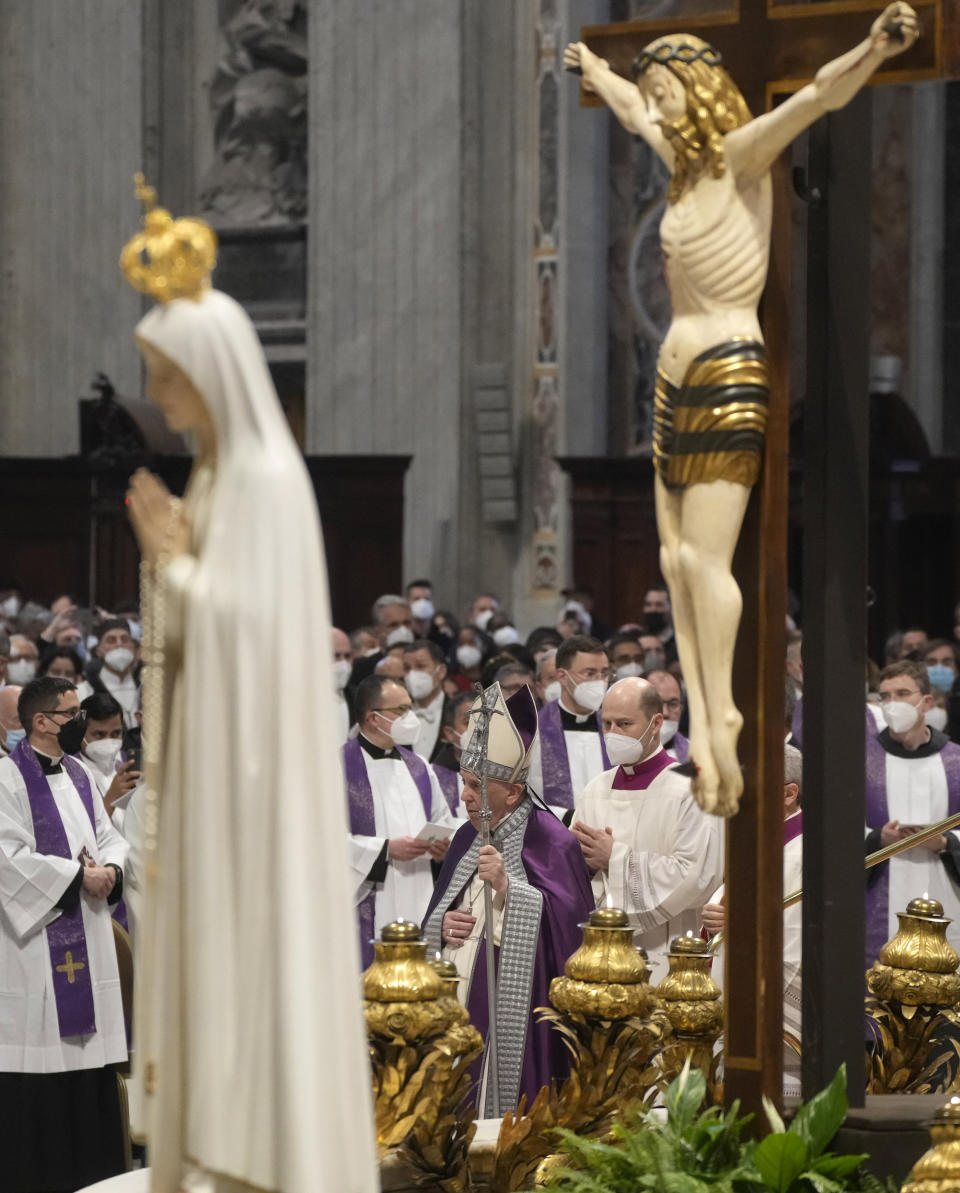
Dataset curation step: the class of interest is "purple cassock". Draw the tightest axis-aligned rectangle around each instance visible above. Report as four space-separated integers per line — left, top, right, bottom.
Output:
423 686 595 1114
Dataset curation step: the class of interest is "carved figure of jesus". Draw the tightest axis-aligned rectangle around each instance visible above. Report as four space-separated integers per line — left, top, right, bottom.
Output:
565 3 918 816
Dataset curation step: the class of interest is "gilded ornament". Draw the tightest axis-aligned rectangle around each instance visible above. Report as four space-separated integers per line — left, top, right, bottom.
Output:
493 908 670 1191
902 1097 960 1193
655 934 723 1036
364 924 482 1193
866 900 960 1095
120 173 217 303
551 907 653 1020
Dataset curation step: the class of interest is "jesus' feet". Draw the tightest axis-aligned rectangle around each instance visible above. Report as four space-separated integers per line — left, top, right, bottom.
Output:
689 739 720 814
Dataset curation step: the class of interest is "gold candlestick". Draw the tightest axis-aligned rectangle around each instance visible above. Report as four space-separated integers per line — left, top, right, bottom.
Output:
902 1096 960 1192
866 899 960 1096
495 908 670 1193
365 923 482 1192
653 934 723 1099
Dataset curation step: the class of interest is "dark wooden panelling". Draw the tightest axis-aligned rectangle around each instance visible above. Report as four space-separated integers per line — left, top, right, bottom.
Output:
0 455 409 630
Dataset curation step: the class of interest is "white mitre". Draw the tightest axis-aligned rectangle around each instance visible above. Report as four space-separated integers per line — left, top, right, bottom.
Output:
460 681 538 784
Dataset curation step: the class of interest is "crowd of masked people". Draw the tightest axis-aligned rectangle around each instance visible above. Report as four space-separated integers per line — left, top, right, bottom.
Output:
4 577 960 1146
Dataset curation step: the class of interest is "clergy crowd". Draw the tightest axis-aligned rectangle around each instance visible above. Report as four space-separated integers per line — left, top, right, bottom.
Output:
2 580 960 1186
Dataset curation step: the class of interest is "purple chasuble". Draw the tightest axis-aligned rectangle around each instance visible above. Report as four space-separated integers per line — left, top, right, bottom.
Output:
865 730 960 970
10 740 98 1038
537 700 610 809
611 747 674 791
784 810 803 847
343 736 434 967
422 804 595 1111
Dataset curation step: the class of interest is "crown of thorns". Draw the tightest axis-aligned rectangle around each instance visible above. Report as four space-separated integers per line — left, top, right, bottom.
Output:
632 41 723 77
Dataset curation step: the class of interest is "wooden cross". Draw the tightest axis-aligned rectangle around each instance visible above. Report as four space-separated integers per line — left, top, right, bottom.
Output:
57 950 86 984
574 0 958 1119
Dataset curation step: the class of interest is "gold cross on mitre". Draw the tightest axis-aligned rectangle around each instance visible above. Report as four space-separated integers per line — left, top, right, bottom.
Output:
56 951 85 985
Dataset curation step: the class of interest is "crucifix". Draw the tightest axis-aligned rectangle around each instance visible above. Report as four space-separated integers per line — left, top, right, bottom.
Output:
567 0 957 1118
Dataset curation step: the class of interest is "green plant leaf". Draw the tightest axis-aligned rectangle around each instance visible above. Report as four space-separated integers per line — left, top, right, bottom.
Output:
790 1066 848 1158
763 1095 786 1135
810 1153 869 1180
664 1059 707 1133
754 1131 809 1193
801 1172 846 1193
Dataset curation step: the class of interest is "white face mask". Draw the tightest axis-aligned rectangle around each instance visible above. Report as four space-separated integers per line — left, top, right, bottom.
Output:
405 669 436 702
660 718 680 745
643 649 666 672
456 644 482 670
104 647 135 674
474 609 495 631
410 598 435 621
7 659 37 685
543 680 562 704
571 679 607 713
926 707 949 733
84 737 123 775
616 662 643 680
385 626 414 647
492 625 520 648
1 595 20 618
605 716 658 767
363 646 382 658
332 659 352 691
382 709 421 747
881 699 921 735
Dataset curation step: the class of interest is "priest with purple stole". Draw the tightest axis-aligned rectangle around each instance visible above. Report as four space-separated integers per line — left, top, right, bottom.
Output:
423 682 594 1114
346 674 456 968
0 676 129 1193
571 677 723 984
865 660 960 970
526 634 612 817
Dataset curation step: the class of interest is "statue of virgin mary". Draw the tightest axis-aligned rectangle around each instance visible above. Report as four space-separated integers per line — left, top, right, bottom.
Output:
121 178 377 1193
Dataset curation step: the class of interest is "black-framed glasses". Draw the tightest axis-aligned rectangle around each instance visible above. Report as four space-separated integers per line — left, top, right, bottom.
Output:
39 709 85 721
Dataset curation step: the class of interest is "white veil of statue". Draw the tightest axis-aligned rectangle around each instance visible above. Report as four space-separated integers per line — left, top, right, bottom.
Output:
131 287 377 1193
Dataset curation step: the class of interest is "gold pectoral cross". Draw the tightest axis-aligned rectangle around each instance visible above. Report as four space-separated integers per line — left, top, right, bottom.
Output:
56 951 85 984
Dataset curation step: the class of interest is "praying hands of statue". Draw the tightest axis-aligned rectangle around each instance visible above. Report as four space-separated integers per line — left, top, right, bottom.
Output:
565 2 918 821
126 468 192 566
82 864 115 900
442 909 476 948
570 821 614 874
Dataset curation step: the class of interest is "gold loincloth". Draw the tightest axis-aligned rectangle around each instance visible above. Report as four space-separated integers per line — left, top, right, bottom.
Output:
652 338 769 491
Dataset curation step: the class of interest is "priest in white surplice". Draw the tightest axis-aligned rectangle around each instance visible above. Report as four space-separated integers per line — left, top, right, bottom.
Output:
865 660 960 969
0 676 129 1193
345 674 456 966
572 677 723 983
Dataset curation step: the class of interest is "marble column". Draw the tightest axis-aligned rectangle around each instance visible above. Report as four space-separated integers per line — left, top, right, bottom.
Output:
308 0 463 595
0 0 146 456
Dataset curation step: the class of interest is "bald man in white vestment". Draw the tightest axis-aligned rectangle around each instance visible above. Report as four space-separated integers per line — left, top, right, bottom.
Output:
572 677 722 983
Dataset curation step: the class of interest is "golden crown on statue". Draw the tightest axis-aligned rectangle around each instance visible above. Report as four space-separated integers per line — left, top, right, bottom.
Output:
120 173 217 303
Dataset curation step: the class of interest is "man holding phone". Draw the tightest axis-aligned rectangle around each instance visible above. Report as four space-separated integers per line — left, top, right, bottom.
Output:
865 660 960 970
